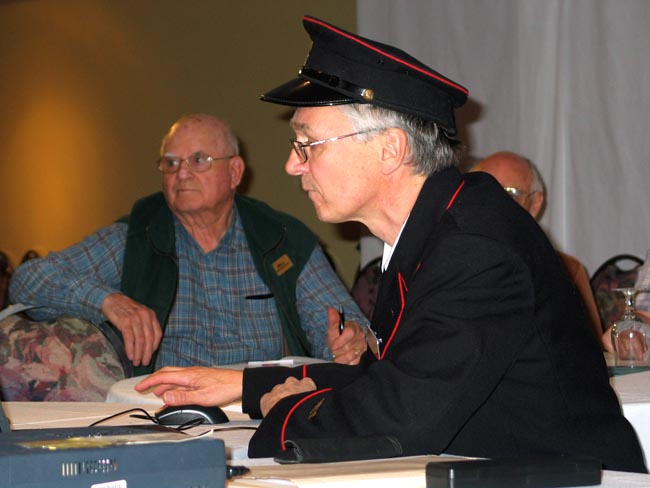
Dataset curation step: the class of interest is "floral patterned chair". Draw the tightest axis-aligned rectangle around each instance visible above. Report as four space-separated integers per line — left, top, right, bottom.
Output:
0 315 129 401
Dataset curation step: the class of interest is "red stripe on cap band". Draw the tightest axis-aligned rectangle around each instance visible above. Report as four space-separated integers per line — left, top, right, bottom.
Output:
304 16 469 96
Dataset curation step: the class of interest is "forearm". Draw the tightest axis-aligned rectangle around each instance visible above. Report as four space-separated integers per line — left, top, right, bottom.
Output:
9 223 126 323
296 246 370 359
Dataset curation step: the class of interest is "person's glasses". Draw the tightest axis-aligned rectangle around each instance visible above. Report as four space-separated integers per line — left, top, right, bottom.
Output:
157 151 236 174
503 186 536 199
290 128 384 164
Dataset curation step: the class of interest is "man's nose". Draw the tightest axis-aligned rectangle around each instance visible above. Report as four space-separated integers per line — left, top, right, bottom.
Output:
285 150 306 176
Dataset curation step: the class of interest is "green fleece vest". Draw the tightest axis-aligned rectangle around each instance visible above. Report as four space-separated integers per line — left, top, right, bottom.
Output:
117 192 318 376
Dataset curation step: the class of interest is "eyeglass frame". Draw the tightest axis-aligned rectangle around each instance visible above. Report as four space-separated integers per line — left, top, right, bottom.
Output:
157 151 237 174
503 186 538 199
289 128 384 164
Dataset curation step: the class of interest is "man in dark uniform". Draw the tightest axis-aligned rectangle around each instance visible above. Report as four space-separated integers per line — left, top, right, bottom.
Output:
137 15 646 472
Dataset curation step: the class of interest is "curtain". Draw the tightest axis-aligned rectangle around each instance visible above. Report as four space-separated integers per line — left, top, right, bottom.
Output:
357 0 650 274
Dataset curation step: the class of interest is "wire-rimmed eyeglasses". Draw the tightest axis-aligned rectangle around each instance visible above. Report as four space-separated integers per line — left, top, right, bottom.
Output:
157 151 236 174
290 128 384 164
503 186 537 200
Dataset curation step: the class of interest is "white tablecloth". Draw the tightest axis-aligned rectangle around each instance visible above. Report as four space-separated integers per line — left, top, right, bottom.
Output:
106 357 650 465
4 401 650 487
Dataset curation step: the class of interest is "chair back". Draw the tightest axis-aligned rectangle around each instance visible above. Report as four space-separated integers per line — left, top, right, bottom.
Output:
590 254 644 330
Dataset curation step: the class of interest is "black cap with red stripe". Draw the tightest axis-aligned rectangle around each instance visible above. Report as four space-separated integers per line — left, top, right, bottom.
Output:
261 15 469 136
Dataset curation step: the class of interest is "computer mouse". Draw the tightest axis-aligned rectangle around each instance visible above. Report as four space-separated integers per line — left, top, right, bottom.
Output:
155 404 229 426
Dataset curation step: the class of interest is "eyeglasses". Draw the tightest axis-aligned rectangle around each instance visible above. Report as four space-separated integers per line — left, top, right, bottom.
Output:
289 128 384 164
503 186 536 199
157 151 236 174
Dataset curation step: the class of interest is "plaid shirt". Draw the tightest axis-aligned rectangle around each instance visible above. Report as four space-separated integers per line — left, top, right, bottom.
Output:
635 250 650 311
10 207 368 367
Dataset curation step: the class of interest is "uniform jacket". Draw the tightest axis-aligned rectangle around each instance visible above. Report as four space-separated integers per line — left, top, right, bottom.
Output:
242 167 645 472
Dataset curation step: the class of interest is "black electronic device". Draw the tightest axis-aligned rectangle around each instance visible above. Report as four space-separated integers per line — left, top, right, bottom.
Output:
426 456 602 488
0 424 226 488
156 404 229 426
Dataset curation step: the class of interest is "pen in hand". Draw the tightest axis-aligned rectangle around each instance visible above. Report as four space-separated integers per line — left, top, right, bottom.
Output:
338 305 345 334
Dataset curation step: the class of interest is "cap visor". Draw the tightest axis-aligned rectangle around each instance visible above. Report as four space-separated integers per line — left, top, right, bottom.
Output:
261 77 355 107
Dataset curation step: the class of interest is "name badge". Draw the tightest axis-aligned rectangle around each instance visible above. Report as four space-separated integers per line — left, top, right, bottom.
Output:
273 254 294 276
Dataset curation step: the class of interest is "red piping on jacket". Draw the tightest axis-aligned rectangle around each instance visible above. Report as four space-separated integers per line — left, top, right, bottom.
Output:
280 388 333 451
302 364 308 378
380 180 464 358
304 17 469 96
446 180 465 210
380 272 408 359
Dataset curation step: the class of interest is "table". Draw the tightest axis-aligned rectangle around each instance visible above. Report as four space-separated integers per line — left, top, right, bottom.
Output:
4 401 650 487
610 369 650 466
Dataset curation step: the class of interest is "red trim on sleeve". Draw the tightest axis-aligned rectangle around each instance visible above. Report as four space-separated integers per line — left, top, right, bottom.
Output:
302 364 308 378
280 388 333 451
445 180 465 210
304 16 469 96
380 272 408 359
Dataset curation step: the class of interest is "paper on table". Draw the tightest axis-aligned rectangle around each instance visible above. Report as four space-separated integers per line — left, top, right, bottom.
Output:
0 303 37 322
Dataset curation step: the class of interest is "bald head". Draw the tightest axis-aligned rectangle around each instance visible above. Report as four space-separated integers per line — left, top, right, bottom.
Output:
161 114 240 156
471 151 544 219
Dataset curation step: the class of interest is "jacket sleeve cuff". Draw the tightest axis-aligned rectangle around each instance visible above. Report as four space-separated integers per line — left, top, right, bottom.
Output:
247 389 330 458
242 366 302 418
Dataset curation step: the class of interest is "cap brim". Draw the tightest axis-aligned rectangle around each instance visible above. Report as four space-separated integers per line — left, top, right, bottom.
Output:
261 77 355 107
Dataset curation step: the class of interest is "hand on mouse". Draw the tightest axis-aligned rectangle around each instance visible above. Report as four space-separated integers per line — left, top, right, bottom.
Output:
135 366 243 406
260 376 317 417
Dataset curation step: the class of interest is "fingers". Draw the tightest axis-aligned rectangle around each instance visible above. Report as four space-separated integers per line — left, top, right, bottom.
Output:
330 320 368 365
135 367 244 407
326 307 342 342
102 293 162 366
261 377 317 416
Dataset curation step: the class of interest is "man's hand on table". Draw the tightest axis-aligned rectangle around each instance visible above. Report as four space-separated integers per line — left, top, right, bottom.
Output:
135 366 244 406
260 376 317 417
102 293 162 367
326 307 367 365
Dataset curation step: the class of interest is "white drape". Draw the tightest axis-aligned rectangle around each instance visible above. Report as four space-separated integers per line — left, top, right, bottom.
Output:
357 0 650 275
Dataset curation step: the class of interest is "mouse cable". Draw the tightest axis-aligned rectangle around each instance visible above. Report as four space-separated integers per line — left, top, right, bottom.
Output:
88 408 157 427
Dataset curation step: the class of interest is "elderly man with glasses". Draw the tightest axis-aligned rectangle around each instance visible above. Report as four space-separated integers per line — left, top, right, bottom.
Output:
9 113 369 375
136 17 645 472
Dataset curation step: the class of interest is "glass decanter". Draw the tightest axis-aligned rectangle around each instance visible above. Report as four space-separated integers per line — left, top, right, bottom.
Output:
611 287 650 366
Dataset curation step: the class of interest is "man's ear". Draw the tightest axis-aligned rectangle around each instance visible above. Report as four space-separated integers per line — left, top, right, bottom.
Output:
529 191 545 220
229 156 245 188
380 128 408 175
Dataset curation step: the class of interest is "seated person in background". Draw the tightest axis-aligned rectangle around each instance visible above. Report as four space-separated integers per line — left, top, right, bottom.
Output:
636 252 650 322
9 113 368 375
601 250 650 351
136 16 645 472
470 151 603 344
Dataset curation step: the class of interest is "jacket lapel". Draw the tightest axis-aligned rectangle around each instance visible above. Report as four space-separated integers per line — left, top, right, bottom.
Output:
371 168 465 356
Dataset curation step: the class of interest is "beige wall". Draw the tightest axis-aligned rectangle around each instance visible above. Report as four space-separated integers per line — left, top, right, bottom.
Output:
0 0 362 287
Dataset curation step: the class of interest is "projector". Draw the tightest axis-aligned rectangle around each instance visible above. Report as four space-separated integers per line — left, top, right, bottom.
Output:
0 425 226 488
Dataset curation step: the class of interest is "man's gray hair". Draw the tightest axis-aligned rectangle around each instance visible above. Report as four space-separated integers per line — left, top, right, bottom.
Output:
337 104 464 176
